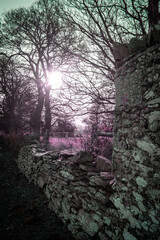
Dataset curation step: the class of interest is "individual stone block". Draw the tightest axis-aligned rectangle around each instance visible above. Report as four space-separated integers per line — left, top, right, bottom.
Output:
137 139 157 154
100 172 114 180
79 164 97 172
59 170 75 180
34 151 53 158
37 176 45 188
89 176 110 187
70 151 94 164
95 155 112 171
77 209 100 236
148 111 160 132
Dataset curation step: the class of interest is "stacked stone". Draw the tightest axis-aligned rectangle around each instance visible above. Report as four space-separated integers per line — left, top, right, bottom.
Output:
16 44 160 240
17 146 114 239
112 44 160 239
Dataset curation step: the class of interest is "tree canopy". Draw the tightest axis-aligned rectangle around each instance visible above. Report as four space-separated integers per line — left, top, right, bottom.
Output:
0 0 159 137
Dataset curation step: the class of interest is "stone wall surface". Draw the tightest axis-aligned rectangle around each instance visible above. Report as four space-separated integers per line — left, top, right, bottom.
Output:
16 44 160 240
112 44 160 239
16 147 115 240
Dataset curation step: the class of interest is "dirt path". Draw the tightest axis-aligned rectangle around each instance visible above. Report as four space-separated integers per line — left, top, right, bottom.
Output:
0 149 75 240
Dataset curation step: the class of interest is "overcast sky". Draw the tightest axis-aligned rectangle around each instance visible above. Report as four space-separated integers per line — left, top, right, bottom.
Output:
0 0 36 16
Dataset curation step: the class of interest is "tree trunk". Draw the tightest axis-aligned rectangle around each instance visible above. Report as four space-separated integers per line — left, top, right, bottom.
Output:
148 0 160 27
44 86 51 148
33 88 44 139
9 100 16 134
147 0 160 45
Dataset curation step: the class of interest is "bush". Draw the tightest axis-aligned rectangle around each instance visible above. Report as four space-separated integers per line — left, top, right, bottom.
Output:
1 133 24 157
84 135 113 159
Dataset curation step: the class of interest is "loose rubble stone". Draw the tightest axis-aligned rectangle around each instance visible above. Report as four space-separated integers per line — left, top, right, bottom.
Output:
79 164 97 172
95 155 112 171
70 151 94 164
77 209 100 236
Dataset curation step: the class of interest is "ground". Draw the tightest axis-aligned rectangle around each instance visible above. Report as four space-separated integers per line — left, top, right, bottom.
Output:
0 149 75 240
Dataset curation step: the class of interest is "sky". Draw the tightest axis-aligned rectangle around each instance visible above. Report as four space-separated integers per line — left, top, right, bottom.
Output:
0 0 36 16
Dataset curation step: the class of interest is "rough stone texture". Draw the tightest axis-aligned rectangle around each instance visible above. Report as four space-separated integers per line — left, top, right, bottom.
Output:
16 148 114 239
95 155 112 172
16 44 160 239
112 44 160 239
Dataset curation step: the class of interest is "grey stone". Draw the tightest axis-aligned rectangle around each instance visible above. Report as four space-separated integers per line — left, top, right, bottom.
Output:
123 229 137 240
95 155 112 171
76 232 90 240
94 191 109 204
137 140 157 154
148 98 160 105
60 149 77 157
136 177 148 188
79 164 97 172
77 209 100 236
37 176 45 188
144 91 154 99
112 42 129 61
89 176 110 187
59 170 75 180
100 172 114 180
70 151 94 164
87 172 99 176
128 37 147 54
148 111 160 131
34 151 52 158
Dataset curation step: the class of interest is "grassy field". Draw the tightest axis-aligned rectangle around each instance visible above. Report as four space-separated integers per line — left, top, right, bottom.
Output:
40 136 87 151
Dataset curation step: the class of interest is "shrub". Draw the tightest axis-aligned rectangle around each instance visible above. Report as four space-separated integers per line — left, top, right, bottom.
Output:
1 133 24 157
83 135 113 159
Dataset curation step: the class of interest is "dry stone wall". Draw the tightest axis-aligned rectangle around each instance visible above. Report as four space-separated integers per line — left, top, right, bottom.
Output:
16 147 115 240
112 44 160 239
16 44 160 239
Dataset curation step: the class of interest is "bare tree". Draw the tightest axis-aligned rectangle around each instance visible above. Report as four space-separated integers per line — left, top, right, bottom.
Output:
0 0 78 141
0 56 35 133
56 0 159 123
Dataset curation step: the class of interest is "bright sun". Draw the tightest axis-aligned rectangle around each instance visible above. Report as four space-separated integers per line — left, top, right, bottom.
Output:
48 71 62 89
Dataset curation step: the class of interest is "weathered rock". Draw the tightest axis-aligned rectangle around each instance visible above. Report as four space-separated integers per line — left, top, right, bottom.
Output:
59 170 75 180
76 231 91 240
37 176 45 188
95 155 112 171
34 151 53 158
89 176 110 187
100 172 114 180
113 42 129 62
137 139 157 154
94 191 110 204
70 151 94 164
148 111 160 132
113 44 160 239
60 149 77 158
87 172 99 176
77 209 100 236
79 164 97 172
128 37 147 54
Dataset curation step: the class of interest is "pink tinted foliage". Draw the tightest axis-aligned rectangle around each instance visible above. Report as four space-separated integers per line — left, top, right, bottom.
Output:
40 120 113 158
43 136 85 150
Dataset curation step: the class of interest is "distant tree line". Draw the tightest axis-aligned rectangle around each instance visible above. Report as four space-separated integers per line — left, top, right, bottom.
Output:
0 0 159 140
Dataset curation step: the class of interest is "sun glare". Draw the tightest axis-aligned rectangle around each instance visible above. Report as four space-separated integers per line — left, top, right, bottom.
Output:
48 71 62 89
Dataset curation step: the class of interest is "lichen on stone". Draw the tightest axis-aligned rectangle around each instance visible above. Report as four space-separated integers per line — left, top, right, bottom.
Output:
136 177 148 188
123 229 137 240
